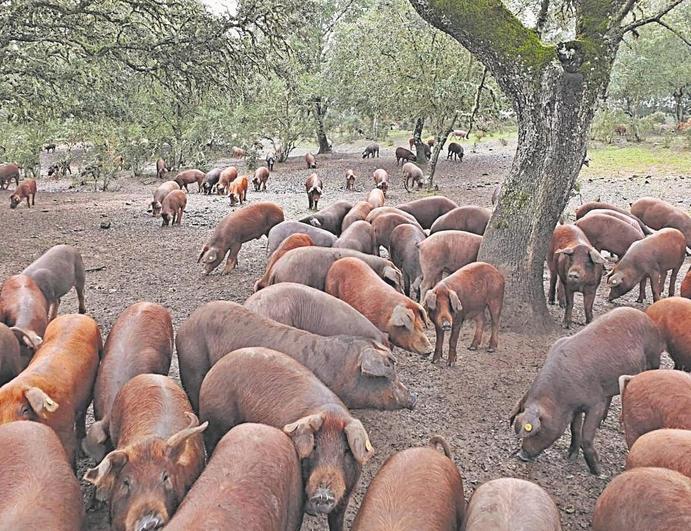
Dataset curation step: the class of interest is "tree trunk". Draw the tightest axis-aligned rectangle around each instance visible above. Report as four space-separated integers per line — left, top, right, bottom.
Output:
313 98 332 154
673 87 684 124
428 112 458 189
412 117 428 164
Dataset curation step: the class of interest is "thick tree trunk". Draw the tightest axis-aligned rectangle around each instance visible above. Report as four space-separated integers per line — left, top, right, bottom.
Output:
428 113 458 189
313 98 332 154
412 117 428 164
673 87 684 124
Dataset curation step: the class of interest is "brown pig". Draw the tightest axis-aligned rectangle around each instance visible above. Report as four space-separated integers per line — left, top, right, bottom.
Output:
176 301 416 412
631 196 691 246
423 262 504 366
367 187 385 208
325 257 431 355
362 144 379 159
231 146 246 158
156 158 167 179
607 227 686 302
582 208 647 233
83 302 173 461
9 178 36 209
626 429 691 478
252 166 270 192
306 172 323 210
0 323 25 385
395 146 416 165
201 167 222 194
447 142 463 161
305 152 317 169
0 314 101 463
372 168 389 195
429 205 491 235
0 162 20 189
342 200 373 232
151 181 180 217
173 169 204 193
165 423 304 531
227 175 248 206
509 308 664 474
645 297 691 370
300 200 353 235
464 478 562 531
389 223 426 300
84 374 207 531
575 213 643 259
366 206 419 225
345 169 356 190
682 265 691 298
592 468 691 531
268 220 337 254
417 230 482 300
0 421 84 529
334 220 377 254
351 436 465 531
398 196 459 229
161 190 187 227
217 165 238 195
254 233 315 291
619 369 691 448
0 274 48 358
547 225 605 328
371 212 422 253
198 201 284 274
575 201 649 229
402 162 423 192
200 347 373 531
245 282 389 345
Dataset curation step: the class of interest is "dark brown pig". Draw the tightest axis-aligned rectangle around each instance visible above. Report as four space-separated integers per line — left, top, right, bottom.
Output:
265 150 276 171
151 180 180 217
83 302 173 461
84 374 207 531
362 143 379 158
334 220 377 254
156 158 167 179
646 297 691 370
201 167 222 194
227 175 248 206
389 223 425 300
267 247 403 292
326 257 431 355
417 230 482 300
547 225 605 327
0 274 48 358
371 212 422 253
395 147 416 165
22 244 86 320
626 429 691 478
372 168 389 195
682 265 691 298
217 166 238 195
254 233 315 291
631 196 691 246
574 213 643 259
423 262 504 366
366 206 419 225
509 308 664 475
161 190 187 226
345 169 356 190
245 283 389 345
165 423 304 531
252 166 270 192
367 188 385 208
0 314 101 463
176 301 416 412
0 162 20 189
607 227 686 302
351 436 464 531
447 142 464 161
0 323 24 385
198 201 284 274
464 478 561 531
402 162 423 191
430 205 491 235
200 347 373 531
305 152 317 169
9 178 36 209
300 200 353 235
0 421 84 529
342 201 373 232
174 169 204 193
592 468 691 531
306 172 323 210
575 201 651 235
619 370 691 448
398 196 459 229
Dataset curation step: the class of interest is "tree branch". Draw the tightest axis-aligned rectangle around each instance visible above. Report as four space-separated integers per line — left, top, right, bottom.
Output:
655 19 691 48
535 0 550 38
620 0 685 34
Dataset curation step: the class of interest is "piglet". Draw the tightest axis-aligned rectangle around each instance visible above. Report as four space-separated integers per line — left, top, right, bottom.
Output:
227 175 248 206
252 166 270 192
305 152 317 169
305 173 323 210
345 169 356 191
402 162 423 192
161 190 187 226
9 179 37 209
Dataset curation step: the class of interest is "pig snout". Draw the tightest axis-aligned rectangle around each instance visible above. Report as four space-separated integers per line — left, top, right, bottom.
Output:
441 320 452 332
516 448 536 463
306 486 337 515
134 513 165 531
567 267 582 282
395 383 417 410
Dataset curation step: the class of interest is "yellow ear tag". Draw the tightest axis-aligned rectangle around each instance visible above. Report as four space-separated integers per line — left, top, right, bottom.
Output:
523 423 533 432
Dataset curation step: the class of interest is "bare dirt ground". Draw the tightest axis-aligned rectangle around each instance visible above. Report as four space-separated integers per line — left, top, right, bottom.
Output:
1 138 689 530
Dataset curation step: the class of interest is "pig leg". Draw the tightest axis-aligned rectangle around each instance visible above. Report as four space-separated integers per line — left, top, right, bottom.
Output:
432 324 445 364
580 402 607 475
177 208 183 225
599 396 612 426
548 270 557 304
583 288 596 324
562 288 575 329
31 193 36 206
567 412 584 462
222 242 242 274
327 502 347 531
468 313 484 351
48 299 60 321
668 266 679 297
487 303 501 352
636 277 647 303
26 196 31 207
649 271 662 302
556 280 565 308
447 317 464 366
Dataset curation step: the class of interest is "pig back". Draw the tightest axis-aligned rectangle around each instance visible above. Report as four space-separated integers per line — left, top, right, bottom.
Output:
154 181 180 204
398 196 458 229
419 230 482 267
216 201 284 246
575 214 642 256
267 220 337 254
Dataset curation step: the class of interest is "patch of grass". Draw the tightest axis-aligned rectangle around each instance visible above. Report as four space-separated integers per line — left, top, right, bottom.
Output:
583 143 691 178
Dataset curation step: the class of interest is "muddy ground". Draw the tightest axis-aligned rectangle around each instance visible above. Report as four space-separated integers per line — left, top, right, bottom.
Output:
1 138 689 530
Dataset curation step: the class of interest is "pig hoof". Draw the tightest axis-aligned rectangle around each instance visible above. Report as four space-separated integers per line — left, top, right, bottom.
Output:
487 347 495 353
468 345 478 351
567 451 579 462
562 322 571 329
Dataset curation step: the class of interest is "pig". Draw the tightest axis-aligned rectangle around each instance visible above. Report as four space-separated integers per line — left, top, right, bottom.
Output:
265 150 276 171
509 307 664 475
231 146 245 158
325 257 431 355
351 436 465 531
422 262 504 365
156 158 167 179
151 180 180 217
227 175 248 206
267 220 336 254
217 166 238 195
305 152 317 169
682 265 691 298
0 421 84 529
575 213 644 260
582 208 651 234
83 302 174 462
367 188 385 208
0 323 25 385
402 162 423 192
408 137 415 150
417 230 482 300
464 478 562 531
176 301 416 412
389 223 425 299
266 247 403 292
547 225 605 328
362 143 379 158
631 196 691 246
371 212 422 252
334 220 377 254
341 201 373 232
198 201 284 274
395 147 416 165
429 205 491 235
422 142 432 159
0 162 20 189
173 169 204 193
619 369 691 448
254 233 315 291
345 169 356 190
592 468 691 531
0 274 48 358
626 429 691 478
447 142 463 161
0 314 101 463
300 200 353 235
614 124 627 136
366 206 418 225
398 196 459 229
161 190 187 226
201 168 222 194
165 423 303 531
645 297 691 370
9 178 36 209
372 168 389 195
426 137 436 147
453 129 467 138
306 172 323 210
84 374 207 531
245 283 389 345
252 166 270 191
607 227 686 302
199 347 373 531
575 201 651 235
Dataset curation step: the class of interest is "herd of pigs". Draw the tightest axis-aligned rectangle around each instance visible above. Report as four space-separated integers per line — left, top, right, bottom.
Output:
1 147 691 531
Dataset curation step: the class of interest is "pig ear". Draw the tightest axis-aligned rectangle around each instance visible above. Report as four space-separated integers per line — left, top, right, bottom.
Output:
554 247 574 256
84 450 129 501
589 249 606 265
422 290 437 311
607 273 621 286
197 245 209 263
345 419 374 465
309 217 321 227
359 349 394 378
10 327 42 353
448 290 463 313
514 409 541 438
166 412 208 463
390 304 414 330
382 266 401 287
25 387 59 418
283 413 325 459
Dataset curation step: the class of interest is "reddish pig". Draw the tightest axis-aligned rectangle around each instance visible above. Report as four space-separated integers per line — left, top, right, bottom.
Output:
366 206 418 225
300 200 353 235
372 169 389 196
161 189 187 226
252 166 270 192
267 220 336 254
305 152 317 169
345 169 356 190
398 196 459 229
626 429 691 478
682 265 691 298
341 200 373 232
9 178 37 209
367 188 385 208
227 175 248 206
631 196 691 246
645 297 691 370
151 181 180 217
254 233 315 291
334 220 377 254
156 158 167 180
305 172 323 210
402 162 423 192
389 223 426 300
429 205 491 235
0 162 20 189
371 212 422 253
575 213 643 259
216 166 238 195
0 274 48 358
0 323 25 385
173 169 204 193
575 201 651 234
